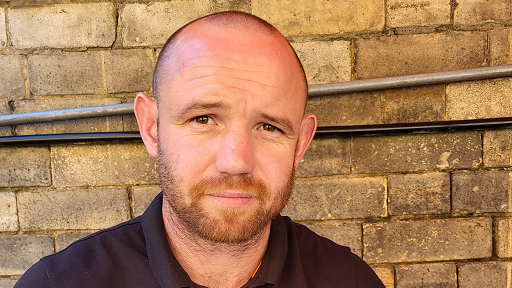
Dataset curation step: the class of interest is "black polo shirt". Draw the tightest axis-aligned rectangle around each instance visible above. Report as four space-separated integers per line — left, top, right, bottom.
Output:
15 193 384 288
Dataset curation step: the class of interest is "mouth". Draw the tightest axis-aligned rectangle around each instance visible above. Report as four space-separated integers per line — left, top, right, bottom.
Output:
205 191 256 209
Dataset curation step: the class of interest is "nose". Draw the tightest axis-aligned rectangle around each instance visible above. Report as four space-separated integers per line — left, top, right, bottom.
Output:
215 127 255 175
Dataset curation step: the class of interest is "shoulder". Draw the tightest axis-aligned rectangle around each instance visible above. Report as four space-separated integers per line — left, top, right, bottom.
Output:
282 217 384 287
16 218 156 287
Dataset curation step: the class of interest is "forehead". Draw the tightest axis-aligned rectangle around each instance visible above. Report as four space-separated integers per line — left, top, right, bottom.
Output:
158 23 307 112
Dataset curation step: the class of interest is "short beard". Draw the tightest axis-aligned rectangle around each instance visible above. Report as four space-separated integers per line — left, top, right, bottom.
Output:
158 142 295 244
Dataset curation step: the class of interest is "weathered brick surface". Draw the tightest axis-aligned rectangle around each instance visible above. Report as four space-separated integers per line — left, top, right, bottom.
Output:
0 191 18 231
355 32 487 79
0 235 53 275
387 0 451 28
0 147 50 187
252 0 385 37
363 218 492 263
132 185 161 217
8 3 115 49
304 222 362 256
0 101 12 137
18 188 129 230
0 278 18 288
454 0 512 25
395 263 456 288
446 78 512 120
372 267 394 288
291 40 351 84
56 232 92 252
0 55 25 98
13 97 123 135
51 143 158 186
305 92 382 127
120 3 208 47
295 136 350 178
105 49 153 93
452 170 512 213
0 9 6 49
123 114 140 132
489 29 512 65
484 129 512 168
283 176 387 220
458 262 512 288
388 173 450 215
352 131 482 173
28 52 103 96
383 85 445 124
496 218 512 257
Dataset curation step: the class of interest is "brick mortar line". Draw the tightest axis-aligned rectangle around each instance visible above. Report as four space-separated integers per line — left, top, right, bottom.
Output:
21 54 30 99
3 7 9 50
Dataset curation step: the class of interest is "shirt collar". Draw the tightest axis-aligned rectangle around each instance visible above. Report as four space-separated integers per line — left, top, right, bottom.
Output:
140 192 289 288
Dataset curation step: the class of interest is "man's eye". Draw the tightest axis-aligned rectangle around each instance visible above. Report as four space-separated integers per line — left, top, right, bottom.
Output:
262 123 277 132
193 116 212 124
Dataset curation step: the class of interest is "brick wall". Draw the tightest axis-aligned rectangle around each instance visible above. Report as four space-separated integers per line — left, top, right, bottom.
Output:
1 1 512 287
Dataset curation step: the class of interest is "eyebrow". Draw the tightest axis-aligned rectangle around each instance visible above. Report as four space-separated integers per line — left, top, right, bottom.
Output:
175 101 228 120
259 112 296 135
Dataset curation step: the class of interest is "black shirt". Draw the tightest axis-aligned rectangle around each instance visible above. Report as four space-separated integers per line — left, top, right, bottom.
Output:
15 193 384 288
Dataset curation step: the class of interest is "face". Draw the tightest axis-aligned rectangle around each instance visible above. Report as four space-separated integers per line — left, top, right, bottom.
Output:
136 22 316 244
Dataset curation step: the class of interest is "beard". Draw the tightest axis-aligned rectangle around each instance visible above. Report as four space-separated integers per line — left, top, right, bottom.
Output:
158 141 295 244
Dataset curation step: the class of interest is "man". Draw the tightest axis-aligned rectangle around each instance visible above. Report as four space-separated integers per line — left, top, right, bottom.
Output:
16 11 384 287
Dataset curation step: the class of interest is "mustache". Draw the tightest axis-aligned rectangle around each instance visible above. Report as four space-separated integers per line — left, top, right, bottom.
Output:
190 175 269 199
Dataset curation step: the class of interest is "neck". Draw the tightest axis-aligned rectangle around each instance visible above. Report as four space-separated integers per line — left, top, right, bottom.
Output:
162 201 270 288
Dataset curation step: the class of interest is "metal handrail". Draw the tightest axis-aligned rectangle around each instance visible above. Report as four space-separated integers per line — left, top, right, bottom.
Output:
1 65 512 127
3 117 512 144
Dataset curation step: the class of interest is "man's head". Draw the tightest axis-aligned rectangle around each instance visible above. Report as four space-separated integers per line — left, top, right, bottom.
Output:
134 11 317 244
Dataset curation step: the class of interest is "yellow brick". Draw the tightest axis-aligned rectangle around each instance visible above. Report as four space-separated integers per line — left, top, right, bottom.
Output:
355 32 487 79
387 0 450 27
292 40 351 84
0 55 25 98
454 0 512 25
252 0 385 37
28 51 103 96
120 2 208 47
105 49 153 93
0 235 53 275
446 78 512 120
8 3 115 49
0 147 51 187
364 218 492 263
132 185 161 217
0 192 18 232
284 176 387 220
51 143 158 186
396 263 456 287
18 188 129 230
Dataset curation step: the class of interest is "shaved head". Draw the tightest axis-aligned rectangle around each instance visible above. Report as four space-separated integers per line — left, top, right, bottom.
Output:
152 11 307 104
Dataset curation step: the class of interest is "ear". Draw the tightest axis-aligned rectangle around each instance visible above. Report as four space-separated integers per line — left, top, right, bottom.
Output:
134 92 158 158
293 113 317 170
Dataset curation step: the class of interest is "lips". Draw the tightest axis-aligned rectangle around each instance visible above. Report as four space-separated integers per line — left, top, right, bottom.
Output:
206 191 256 208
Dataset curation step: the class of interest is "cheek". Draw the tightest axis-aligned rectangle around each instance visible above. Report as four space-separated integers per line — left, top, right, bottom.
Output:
160 132 216 178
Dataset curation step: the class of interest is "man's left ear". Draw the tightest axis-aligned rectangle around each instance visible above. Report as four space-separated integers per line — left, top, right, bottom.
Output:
294 113 317 170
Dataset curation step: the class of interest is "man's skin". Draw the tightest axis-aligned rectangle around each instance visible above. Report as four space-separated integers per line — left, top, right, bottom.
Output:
134 15 317 288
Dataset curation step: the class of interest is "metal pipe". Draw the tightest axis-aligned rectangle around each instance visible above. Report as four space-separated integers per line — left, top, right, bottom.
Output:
0 132 141 144
308 65 512 97
0 103 134 127
1 65 512 127
2 117 512 144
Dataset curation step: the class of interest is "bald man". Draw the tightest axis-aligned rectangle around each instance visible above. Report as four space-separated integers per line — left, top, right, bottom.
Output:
16 12 384 288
